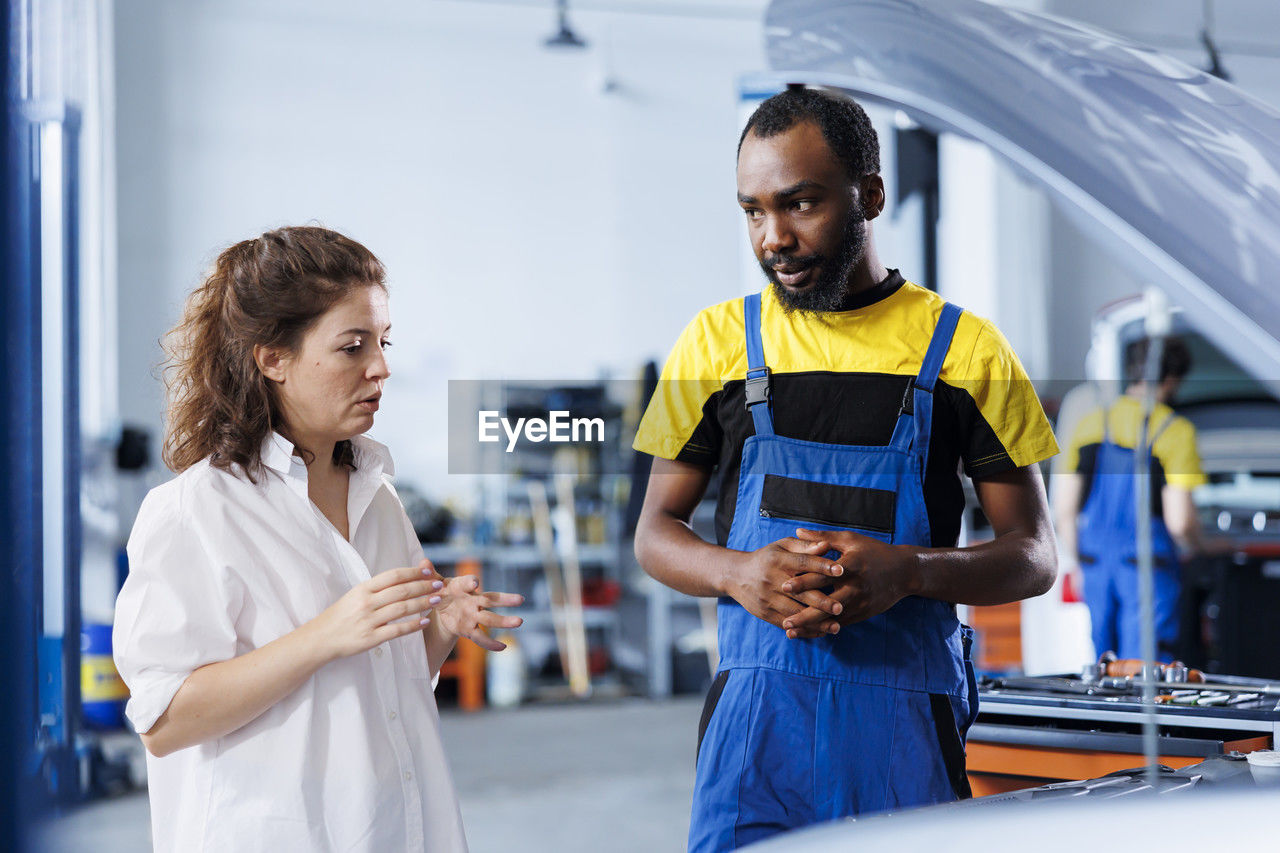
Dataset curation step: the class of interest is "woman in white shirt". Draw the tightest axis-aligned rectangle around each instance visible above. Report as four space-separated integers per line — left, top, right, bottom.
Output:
114 226 521 852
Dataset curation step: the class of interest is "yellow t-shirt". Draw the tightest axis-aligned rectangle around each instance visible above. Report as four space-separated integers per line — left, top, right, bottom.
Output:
1062 395 1208 499
634 273 1059 546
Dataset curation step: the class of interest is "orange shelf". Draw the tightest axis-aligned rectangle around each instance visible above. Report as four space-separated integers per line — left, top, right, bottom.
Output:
966 735 1270 794
969 601 1023 671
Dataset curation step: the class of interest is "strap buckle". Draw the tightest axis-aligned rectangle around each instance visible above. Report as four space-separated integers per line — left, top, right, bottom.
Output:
900 379 917 416
744 366 771 408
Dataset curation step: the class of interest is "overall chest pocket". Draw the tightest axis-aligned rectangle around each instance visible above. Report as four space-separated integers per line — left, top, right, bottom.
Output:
758 473 896 536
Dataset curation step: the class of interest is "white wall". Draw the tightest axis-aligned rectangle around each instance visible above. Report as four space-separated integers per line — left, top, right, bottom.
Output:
115 0 766 499
115 0 1280 501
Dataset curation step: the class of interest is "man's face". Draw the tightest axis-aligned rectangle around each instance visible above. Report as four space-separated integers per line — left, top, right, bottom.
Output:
736 121 869 314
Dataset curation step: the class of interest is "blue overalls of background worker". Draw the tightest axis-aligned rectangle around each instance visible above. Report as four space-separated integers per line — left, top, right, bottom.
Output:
1057 337 1210 662
632 87 1060 851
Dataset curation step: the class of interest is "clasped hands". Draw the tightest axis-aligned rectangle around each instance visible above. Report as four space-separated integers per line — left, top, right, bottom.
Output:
725 528 919 639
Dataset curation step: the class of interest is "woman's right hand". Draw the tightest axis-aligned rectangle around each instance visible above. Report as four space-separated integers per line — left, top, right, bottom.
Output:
307 565 443 661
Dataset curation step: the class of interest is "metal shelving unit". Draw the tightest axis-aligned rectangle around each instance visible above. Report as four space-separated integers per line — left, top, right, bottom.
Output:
428 380 631 702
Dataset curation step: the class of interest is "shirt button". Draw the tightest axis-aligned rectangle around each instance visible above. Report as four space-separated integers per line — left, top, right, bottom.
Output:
374 647 384 657
403 770 413 781
388 710 397 721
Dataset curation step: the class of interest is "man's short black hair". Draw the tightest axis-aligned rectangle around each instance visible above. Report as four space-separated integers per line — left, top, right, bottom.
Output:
1124 337 1192 385
738 87 880 180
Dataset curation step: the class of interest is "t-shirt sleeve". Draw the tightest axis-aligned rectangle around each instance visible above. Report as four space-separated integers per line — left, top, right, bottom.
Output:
113 485 246 734
1159 416 1209 489
1060 408 1104 475
633 311 726 467
953 318 1060 478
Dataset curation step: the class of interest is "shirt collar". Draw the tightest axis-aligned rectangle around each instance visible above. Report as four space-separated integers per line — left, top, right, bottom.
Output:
262 432 300 476
834 268 905 311
350 434 395 478
259 432 396 479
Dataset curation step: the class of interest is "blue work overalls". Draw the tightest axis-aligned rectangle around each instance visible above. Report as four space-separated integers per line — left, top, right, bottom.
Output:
1077 406 1180 661
688 294 978 852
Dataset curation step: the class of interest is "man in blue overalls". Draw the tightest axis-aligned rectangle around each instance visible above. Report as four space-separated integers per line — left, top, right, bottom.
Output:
1055 338 1209 661
634 88 1060 851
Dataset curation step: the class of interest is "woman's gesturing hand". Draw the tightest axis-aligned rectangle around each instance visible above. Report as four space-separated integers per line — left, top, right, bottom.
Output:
309 565 445 661
425 561 525 652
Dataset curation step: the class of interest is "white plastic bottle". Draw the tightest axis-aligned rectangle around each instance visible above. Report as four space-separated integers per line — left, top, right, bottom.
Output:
486 633 526 708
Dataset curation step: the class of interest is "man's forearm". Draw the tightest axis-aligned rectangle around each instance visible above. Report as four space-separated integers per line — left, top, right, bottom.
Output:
1050 476 1081 559
1162 486 1206 556
635 512 734 598
904 528 1058 607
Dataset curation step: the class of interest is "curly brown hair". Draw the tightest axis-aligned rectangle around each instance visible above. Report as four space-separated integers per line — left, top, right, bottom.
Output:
162 226 386 481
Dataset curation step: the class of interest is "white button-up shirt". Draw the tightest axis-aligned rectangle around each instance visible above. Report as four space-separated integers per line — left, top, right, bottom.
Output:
114 434 468 852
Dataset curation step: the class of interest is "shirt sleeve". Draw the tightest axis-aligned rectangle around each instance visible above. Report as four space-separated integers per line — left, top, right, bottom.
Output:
953 318 1060 478
1158 416 1209 489
1060 407 1105 475
383 477 442 690
384 478 427 566
633 310 726 466
113 484 246 734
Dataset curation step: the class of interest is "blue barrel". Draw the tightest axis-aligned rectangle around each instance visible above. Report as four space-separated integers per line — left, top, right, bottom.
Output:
81 623 128 729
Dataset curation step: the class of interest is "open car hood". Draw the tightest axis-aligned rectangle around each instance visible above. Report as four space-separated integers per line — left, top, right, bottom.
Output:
761 0 1280 392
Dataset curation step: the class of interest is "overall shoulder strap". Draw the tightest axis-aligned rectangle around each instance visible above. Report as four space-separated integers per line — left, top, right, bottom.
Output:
916 302 964 393
889 302 963 453
1140 408 1177 458
742 293 774 437
1150 409 1177 444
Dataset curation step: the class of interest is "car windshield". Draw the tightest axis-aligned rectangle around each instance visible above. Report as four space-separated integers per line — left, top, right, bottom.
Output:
1175 332 1275 406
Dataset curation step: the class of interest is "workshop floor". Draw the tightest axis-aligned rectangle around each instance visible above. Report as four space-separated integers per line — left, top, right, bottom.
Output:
35 697 702 852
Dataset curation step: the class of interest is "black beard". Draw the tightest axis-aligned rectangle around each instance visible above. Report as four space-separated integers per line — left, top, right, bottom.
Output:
763 202 867 316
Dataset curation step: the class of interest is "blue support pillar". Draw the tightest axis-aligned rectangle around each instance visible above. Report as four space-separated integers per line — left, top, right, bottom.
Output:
3 7 44 850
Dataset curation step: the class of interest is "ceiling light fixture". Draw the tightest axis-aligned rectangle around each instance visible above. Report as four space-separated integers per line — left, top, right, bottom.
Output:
544 0 587 49
1200 0 1231 80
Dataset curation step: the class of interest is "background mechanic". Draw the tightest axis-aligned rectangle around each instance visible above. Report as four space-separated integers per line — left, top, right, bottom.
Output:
1054 338 1211 661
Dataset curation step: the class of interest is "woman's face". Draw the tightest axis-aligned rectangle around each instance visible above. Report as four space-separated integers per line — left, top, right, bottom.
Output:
267 284 392 449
